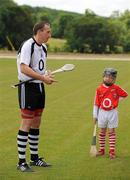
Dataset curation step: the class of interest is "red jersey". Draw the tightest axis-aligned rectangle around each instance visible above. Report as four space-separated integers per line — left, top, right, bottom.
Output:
94 84 128 111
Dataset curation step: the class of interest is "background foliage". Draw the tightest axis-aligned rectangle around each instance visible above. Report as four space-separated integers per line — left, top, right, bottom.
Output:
1 0 130 53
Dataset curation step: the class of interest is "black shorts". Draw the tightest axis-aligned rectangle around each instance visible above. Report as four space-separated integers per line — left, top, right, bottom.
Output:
18 82 45 110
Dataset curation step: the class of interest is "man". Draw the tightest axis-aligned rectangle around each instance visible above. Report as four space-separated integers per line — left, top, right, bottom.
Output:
16 21 56 172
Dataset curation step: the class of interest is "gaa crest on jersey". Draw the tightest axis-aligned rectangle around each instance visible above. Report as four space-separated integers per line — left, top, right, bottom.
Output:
113 93 117 99
102 98 112 108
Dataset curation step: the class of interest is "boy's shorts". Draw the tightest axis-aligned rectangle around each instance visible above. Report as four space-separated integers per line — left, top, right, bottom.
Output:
98 108 118 128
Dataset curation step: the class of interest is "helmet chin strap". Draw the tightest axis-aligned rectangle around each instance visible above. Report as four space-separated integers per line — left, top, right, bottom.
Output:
103 81 113 86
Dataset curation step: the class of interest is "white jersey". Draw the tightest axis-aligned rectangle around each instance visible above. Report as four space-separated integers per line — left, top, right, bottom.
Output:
17 38 47 83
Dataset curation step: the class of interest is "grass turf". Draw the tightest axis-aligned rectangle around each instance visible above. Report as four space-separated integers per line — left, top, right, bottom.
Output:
0 58 130 180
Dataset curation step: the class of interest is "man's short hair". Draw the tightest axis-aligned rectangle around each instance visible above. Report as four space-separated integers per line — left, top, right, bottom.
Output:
33 21 50 35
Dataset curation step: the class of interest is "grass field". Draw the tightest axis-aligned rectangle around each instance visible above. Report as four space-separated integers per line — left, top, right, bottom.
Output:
0 58 130 180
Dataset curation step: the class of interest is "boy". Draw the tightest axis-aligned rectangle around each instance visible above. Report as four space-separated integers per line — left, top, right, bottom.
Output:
93 68 128 159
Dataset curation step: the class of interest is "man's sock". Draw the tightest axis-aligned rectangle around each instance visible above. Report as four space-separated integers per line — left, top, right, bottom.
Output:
28 128 39 161
17 130 28 164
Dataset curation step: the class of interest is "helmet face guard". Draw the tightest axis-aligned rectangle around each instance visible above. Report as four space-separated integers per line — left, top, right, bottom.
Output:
103 68 117 78
103 68 117 86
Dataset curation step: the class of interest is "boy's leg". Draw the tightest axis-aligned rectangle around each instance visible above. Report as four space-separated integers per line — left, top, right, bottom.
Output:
97 109 108 156
108 109 118 159
108 129 116 159
97 128 106 156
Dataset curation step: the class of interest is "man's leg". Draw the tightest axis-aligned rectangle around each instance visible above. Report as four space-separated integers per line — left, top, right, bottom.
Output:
17 109 34 172
28 109 42 161
17 130 28 165
29 109 51 167
28 128 39 161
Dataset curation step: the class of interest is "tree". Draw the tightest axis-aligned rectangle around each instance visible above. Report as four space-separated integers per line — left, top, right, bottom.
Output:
106 19 126 52
0 5 33 50
123 30 130 52
66 16 110 53
0 0 17 8
66 14 126 53
0 0 17 48
57 14 75 38
85 9 96 17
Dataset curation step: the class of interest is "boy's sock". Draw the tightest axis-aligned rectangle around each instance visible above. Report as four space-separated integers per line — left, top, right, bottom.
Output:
98 131 106 155
109 132 116 156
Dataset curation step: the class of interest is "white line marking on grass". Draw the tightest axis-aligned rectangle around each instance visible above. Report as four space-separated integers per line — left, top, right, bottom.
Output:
0 54 130 61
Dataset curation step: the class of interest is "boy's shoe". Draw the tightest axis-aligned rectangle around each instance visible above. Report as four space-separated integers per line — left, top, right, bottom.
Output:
30 157 51 167
109 150 116 159
96 149 105 157
17 162 34 172
109 153 116 159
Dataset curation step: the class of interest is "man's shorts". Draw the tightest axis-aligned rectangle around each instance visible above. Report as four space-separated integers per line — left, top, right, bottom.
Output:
18 82 45 110
97 108 118 128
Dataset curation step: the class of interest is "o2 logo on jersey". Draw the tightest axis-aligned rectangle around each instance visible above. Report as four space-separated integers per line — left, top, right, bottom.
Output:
102 98 112 108
39 59 44 71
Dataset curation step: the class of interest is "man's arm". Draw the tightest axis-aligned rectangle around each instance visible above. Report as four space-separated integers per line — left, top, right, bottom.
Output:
20 63 56 85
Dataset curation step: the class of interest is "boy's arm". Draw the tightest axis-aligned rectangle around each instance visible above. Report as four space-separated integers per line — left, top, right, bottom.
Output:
119 97 126 101
93 89 100 123
117 86 128 99
93 105 99 123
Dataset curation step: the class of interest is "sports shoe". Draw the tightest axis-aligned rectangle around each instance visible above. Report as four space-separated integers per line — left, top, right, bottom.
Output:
96 149 105 157
17 162 34 172
109 150 116 159
110 153 116 159
30 157 51 167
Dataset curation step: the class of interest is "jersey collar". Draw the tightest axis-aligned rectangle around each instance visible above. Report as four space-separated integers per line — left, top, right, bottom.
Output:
32 37 42 46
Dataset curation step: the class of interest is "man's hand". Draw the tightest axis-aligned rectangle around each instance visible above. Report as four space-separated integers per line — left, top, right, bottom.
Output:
42 74 57 85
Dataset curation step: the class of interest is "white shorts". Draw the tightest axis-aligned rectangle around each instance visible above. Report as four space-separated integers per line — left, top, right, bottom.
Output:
97 108 118 128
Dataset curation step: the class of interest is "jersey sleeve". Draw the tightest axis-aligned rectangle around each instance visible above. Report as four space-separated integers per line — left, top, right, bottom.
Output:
94 89 101 107
117 86 128 98
20 42 32 66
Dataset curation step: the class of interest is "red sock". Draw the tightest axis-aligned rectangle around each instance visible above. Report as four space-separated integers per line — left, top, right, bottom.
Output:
98 131 106 153
109 132 116 155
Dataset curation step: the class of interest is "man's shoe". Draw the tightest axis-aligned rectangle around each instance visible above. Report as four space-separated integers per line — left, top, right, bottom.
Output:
17 162 34 172
30 157 51 167
96 149 105 157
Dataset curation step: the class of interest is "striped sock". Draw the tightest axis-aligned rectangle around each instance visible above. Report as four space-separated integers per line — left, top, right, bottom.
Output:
109 132 116 154
17 130 28 164
28 128 39 161
99 131 106 153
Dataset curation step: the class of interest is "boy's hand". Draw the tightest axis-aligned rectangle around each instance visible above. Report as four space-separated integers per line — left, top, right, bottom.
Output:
93 118 97 124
